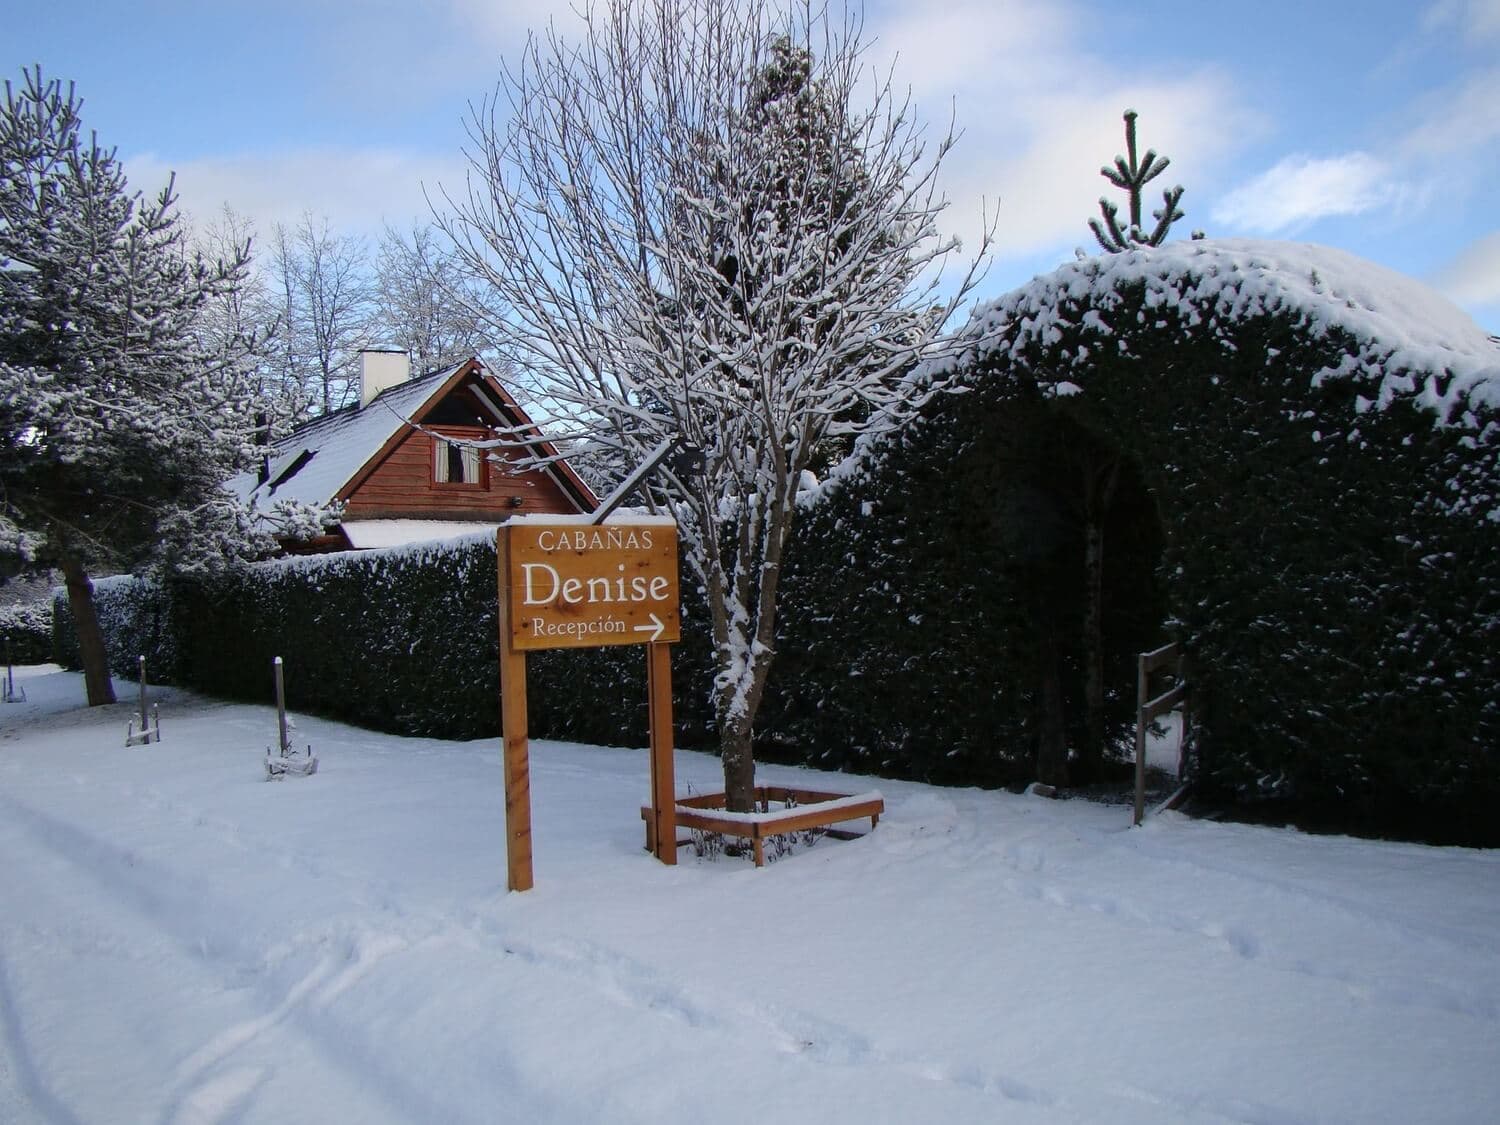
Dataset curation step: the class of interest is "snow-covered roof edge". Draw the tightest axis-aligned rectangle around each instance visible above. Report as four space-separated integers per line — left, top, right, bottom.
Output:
223 358 599 528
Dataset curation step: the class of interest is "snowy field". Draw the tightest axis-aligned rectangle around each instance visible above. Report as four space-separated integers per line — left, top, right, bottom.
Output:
2 665 1497 1125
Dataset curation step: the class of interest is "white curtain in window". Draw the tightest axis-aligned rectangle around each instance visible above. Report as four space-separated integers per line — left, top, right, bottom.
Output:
434 438 482 484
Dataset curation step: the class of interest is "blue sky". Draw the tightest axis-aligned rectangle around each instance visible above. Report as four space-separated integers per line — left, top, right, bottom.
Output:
7 0 1499 332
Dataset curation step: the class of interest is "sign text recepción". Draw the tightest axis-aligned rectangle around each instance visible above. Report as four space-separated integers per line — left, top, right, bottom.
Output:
505 521 681 651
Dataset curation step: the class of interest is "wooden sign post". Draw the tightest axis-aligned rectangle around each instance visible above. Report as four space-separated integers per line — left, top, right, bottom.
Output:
498 517 681 891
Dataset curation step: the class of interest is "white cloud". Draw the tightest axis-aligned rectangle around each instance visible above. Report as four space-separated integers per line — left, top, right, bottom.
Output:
868 0 1082 99
125 147 471 243
1399 66 1500 158
1435 230 1500 305
1423 0 1500 40
864 1 1256 265
1211 153 1410 234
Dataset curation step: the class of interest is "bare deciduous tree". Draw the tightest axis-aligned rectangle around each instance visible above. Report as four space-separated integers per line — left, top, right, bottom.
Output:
439 0 990 810
196 205 310 430
268 213 373 414
375 221 498 376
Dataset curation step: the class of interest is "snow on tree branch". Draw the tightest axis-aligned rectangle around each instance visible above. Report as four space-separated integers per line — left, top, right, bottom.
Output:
435 0 992 809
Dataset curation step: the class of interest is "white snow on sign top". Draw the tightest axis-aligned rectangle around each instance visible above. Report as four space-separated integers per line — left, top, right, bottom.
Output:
936 238 1500 425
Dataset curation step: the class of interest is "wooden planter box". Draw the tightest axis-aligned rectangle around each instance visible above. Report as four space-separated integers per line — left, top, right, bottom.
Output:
642 785 883 867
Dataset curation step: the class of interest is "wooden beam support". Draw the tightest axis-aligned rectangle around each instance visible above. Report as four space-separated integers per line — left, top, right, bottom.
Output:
646 642 677 865
498 527 534 891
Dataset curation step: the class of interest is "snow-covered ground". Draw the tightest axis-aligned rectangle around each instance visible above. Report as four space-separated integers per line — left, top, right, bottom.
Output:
2 664 1496 1124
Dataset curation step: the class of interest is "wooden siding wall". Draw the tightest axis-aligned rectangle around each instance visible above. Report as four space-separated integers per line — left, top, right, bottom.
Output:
341 426 580 520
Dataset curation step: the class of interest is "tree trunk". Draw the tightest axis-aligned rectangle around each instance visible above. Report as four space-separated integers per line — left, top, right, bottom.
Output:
719 713 757 813
58 550 115 706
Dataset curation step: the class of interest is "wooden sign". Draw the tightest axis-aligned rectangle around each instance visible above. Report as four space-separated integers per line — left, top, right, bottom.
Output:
498 517 681 892
506 522 680 650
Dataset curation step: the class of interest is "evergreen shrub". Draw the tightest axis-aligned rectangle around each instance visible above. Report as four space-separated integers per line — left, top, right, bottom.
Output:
55 533 717 745
763 366 1164 787
884 240 1500 840
2 600 53 665
52 574 177 678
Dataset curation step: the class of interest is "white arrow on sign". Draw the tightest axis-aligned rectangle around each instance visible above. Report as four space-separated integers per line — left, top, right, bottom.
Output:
633 613 666 642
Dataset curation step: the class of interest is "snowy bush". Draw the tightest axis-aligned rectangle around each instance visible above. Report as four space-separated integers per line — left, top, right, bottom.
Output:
52 576 176 679
763 379 1164 788
794 239 1499 839
1 599 53 664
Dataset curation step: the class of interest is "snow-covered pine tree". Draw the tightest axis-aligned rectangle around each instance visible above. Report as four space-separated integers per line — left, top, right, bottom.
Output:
0 67 322 705
440 0 990 810
1089 110 1186 253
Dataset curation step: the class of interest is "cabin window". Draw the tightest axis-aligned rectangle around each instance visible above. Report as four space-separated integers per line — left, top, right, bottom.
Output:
433 438 483 486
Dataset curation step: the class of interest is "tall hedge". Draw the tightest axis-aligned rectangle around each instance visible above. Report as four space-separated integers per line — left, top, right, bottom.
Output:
47 239 1500 843
761 370 1166 787
845 240 1499 840
2 600 54 665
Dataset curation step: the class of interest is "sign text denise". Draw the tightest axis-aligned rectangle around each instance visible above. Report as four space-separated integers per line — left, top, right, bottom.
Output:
505 522 681 650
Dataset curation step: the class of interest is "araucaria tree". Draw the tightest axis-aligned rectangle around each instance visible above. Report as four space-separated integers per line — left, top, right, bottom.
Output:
1089 109 1185 252
441 0 988 810
0 68 315 705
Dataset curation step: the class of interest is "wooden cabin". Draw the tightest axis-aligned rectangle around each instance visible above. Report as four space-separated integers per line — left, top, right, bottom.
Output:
230 351 598 553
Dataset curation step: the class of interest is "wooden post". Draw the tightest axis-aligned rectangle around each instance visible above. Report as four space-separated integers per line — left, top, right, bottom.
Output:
274 656 289 754
138 655 149 734
498 528 534 892
646 641 676 864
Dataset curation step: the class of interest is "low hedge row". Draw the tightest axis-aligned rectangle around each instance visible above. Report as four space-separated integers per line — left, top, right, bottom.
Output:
54 534 718 747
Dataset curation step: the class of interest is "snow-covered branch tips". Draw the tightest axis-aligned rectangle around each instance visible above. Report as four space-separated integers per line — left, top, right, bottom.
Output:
503 521 681 651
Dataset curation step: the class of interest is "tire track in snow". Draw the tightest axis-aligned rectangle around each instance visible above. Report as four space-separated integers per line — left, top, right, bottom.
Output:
486 927 1059 1109
0 790 508 1125
878 802 1500 1027
167 1067 268 1125
0 944 87 1125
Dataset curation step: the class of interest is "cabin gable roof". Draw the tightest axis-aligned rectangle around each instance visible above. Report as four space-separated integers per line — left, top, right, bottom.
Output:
229 358 598 521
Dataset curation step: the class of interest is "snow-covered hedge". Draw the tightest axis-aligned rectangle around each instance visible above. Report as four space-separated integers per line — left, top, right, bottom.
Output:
786 239 1499 836
1 599 53 665
763 363 1166 787
56 534 718 745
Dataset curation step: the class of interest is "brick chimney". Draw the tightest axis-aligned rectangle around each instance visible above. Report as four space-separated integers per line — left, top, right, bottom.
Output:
360 348 411 407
